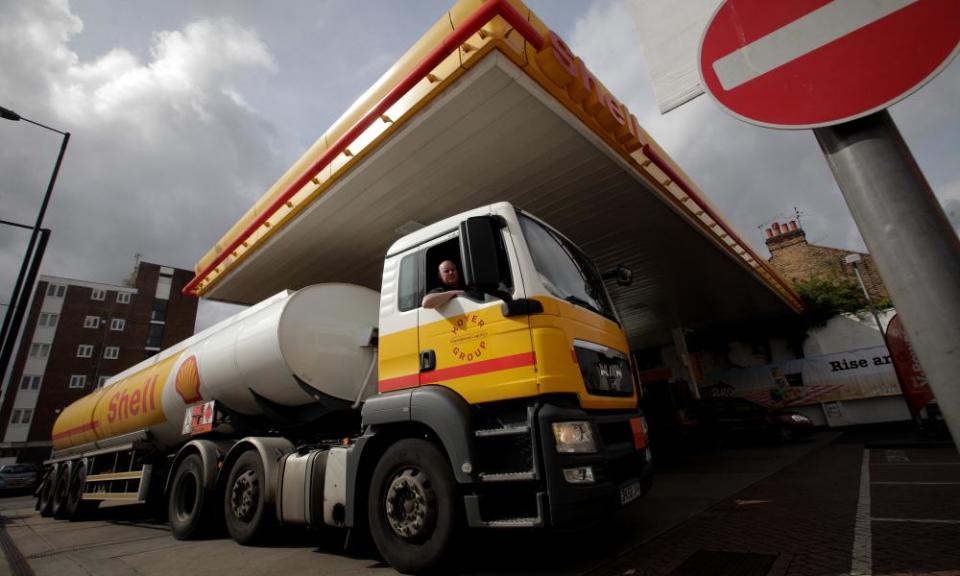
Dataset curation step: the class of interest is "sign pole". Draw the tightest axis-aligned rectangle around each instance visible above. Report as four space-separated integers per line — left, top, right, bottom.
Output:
814 110 960 447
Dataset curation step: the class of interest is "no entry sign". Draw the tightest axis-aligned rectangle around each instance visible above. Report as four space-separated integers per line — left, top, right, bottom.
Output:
698 0 960 129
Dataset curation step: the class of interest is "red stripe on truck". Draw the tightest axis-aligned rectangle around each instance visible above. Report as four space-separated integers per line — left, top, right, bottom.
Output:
51 420 98 441
378 351 536 392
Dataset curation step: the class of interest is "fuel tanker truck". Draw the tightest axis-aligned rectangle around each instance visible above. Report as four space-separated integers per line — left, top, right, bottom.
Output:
37 202 652 574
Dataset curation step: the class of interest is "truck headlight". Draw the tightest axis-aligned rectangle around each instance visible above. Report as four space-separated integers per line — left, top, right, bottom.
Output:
553 421 597 453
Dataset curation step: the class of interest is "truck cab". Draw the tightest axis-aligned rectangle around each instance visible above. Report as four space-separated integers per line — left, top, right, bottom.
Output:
362 201 651 542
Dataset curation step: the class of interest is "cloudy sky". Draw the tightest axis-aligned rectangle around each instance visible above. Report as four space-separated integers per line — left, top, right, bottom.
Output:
2 0 958 332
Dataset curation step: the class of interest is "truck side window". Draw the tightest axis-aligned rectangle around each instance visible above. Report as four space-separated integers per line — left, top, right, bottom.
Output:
398 253 421 312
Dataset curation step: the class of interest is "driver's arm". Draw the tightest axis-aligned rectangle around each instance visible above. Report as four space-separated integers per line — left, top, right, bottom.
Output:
422 290 464 309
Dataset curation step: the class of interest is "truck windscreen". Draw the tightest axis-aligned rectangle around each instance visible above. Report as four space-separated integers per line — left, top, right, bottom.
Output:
518 214 619 324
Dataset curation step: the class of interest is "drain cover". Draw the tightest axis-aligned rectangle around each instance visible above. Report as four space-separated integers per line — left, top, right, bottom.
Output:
668 550 776 576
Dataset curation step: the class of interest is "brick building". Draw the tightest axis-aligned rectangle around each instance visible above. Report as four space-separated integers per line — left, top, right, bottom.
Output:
764 220 889 303
0 262 197 464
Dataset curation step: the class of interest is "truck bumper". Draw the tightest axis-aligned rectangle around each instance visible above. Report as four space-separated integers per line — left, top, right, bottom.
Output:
538 403 653 529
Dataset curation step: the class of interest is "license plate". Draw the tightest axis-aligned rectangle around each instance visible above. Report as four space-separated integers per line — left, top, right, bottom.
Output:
620 480 642 505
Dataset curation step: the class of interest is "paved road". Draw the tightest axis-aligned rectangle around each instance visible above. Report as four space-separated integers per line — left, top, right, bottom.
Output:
0 434 839 576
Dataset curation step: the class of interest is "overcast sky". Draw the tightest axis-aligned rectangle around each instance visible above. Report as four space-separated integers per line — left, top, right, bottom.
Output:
2 0 958 332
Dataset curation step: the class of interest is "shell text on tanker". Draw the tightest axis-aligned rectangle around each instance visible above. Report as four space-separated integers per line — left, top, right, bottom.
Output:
107 375 159 423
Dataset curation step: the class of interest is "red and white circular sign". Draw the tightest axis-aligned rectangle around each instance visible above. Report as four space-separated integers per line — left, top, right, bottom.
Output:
698 0 960 129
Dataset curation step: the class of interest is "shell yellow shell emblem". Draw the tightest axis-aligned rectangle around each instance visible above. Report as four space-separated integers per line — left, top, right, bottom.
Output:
175 355 202 404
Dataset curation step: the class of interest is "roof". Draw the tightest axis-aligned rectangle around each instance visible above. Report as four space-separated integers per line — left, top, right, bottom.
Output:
186 0 802 348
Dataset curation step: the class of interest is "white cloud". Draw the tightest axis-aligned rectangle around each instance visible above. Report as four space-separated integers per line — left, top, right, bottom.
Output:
0 1 285 319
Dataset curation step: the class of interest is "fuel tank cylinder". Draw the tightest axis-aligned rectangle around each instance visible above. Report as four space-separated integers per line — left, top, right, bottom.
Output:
51 284 380 452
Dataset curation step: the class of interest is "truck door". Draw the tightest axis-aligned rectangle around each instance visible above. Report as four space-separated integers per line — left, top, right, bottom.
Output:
377 250 422 393
417 229 538 404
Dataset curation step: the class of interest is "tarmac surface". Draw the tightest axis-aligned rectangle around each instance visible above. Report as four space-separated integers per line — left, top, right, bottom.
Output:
0 424 956 576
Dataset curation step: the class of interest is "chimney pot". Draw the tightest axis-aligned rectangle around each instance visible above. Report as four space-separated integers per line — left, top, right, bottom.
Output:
789 220 798 231
772 222 782 235
765 227 773 238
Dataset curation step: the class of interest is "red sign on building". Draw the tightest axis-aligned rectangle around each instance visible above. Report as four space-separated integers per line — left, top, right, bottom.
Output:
699 0 960 129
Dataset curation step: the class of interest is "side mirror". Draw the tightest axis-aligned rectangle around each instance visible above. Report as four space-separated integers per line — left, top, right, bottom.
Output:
459 216 511 301
602 264 633 287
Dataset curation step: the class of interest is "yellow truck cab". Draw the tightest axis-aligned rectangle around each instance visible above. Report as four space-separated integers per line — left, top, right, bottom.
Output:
363 201 651 540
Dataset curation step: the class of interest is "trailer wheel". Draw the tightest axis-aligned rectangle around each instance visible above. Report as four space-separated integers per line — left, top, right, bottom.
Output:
169 454 216 539
51 461 73 519
65 461 97 520
38 465 58 517
368 439 461 575
223 450 273 545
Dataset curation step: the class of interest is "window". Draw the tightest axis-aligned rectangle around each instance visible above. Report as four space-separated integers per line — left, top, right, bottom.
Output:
46 284 65 298
38 313 58 327
151 299 168 322
69 375 87 389
91 288 106 301
110 318 125 331
103 346 119 360
20 409 32 424
29 343 50 357
19 375 41 390
398 253 421 312
519 214 617 323
116 292 132 304
97 376 110 388
77 344 94 358
10 410 22 425
84 316 100 328
146 324 165 348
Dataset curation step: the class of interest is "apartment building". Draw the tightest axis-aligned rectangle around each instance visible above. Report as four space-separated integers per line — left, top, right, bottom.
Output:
0 262 197 464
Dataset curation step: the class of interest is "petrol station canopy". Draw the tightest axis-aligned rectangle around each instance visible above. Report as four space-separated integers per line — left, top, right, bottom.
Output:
186 0 802 349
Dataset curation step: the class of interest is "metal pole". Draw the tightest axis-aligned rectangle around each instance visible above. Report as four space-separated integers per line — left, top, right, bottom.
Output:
0 229 50 393
851 263 886 337
0 220 43 351
0 130 69 390
814 110 960 447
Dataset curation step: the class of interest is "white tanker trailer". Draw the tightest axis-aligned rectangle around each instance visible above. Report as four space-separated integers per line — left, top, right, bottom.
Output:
46 283 380 454
38 203 652 575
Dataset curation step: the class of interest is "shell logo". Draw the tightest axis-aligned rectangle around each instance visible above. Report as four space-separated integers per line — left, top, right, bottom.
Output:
175 355 202 404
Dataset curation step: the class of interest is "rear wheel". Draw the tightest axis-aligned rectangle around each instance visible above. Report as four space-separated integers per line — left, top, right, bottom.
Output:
367 439 461 575
51 462 73 519
223 450 274 545
38 466 58 517
168 454 217 539
65 461 97 520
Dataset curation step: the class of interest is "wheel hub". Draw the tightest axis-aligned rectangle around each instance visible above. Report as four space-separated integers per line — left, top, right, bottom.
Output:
385 468 436 541
230 469 259 521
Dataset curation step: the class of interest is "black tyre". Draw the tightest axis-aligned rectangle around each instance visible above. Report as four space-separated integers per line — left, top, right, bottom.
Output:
51 462 73 519
367 439 461 575
168 454 216 539
223 450 274 545
37 466 57 517
65 461 97 520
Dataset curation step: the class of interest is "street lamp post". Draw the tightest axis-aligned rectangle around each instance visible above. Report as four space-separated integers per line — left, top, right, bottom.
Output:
844 253 886 336
0 106 69 391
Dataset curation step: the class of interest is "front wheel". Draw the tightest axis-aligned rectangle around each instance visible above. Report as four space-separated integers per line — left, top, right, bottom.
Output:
367 439 461 575
223 450 273 545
